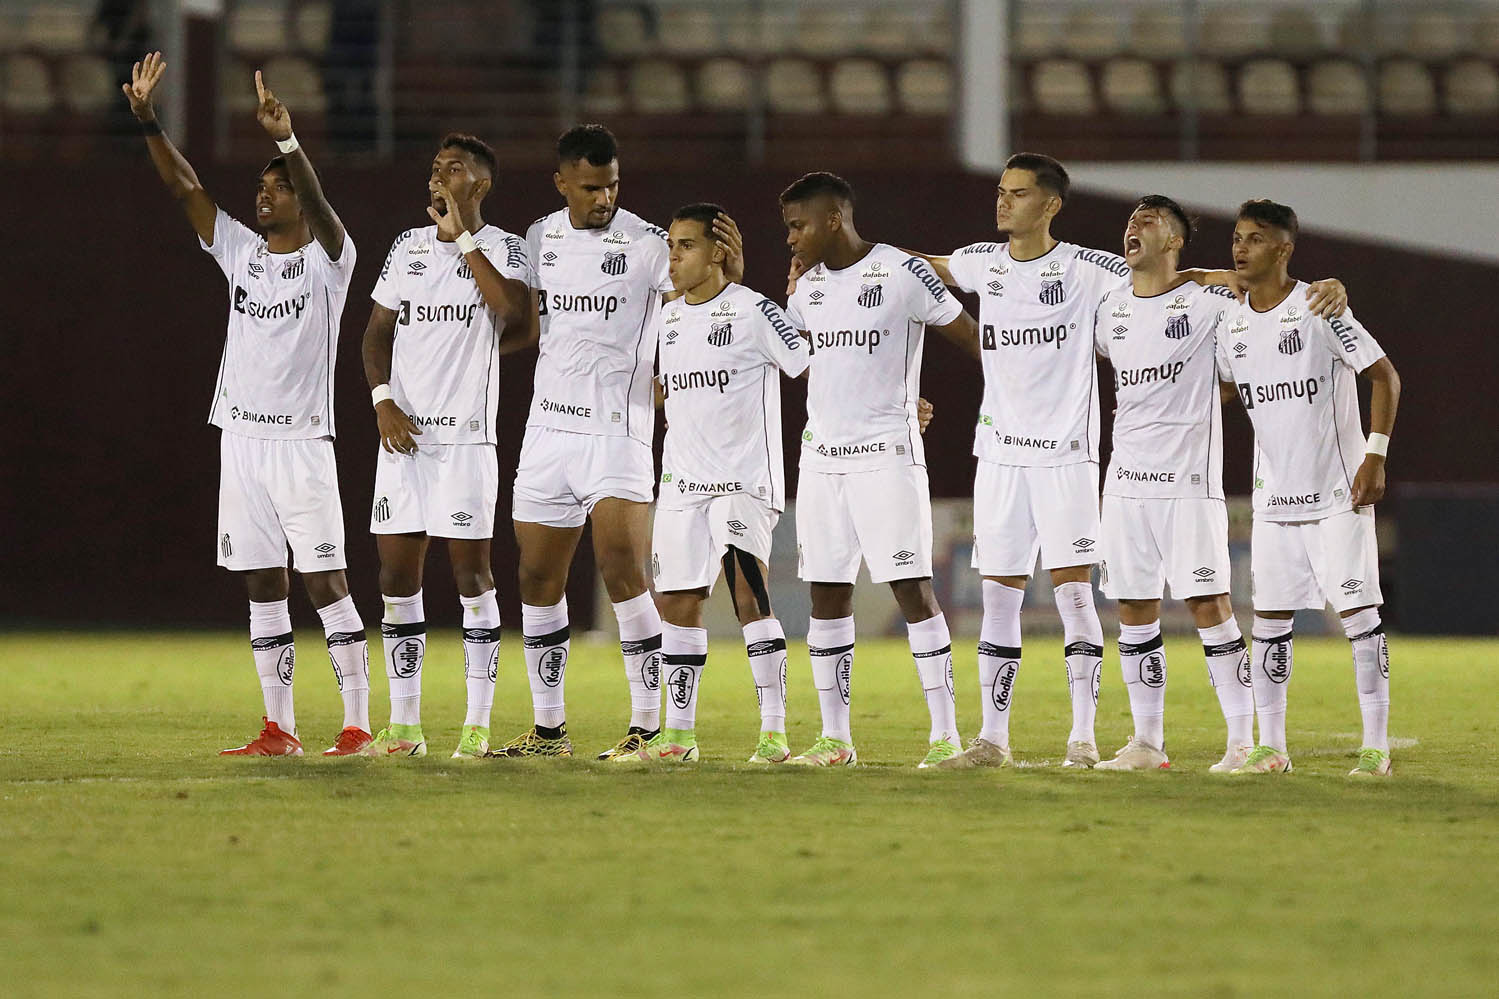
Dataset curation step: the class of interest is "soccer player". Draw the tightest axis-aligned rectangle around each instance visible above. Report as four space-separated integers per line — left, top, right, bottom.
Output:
1215 200 1401 777
123 54 371 756
361 133 533 758
1090 196 1254 772
621 203 810 764
909 153 1346 769
498 125 744 760
781 172 981 768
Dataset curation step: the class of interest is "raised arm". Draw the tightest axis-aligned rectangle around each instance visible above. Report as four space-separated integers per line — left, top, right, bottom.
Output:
428 180 531 337
1351 357 1401 506
254 69 345 259
121 51 216 244
362 303 422 455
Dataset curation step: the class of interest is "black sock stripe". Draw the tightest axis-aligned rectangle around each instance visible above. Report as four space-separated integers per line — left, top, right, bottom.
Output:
381 622 426 639
663 653 708 666
251 631 295 651
326 630 366 647
978 642 1022 658
621 635 663 656
913 645 952 658
463 627 503 642
746 638 787 656
523 625 571 648
1063 641 1104 657
1252 632 1294 645
1203 638 1247 657
808 642 855 656
1118 634 1164 655
1350 623 1385 642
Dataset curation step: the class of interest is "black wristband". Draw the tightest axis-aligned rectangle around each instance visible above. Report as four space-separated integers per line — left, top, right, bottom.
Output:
140 119 162 136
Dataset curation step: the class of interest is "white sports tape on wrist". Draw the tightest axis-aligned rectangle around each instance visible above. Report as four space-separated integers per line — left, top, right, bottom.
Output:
276 134 300 154
371 384 393 406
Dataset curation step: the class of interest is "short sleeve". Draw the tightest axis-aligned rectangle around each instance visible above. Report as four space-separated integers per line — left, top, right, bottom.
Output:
371 231 408 311
1214 323 1235 380
946 243 988 293
525 221 544 290
902 255 962 327
1092 298 1110 358
309 233 358 292
753 296 810 378
199 207 258 281
784 292 807 331
1317 307 1386 372
651 239 673 295
487 232 532 284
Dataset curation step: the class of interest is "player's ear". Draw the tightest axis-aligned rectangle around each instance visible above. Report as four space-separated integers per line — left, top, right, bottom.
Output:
552 171 566 197
473 175 492 202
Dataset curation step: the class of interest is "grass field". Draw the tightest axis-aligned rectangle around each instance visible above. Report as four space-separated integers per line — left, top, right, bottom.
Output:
3 631 1496 997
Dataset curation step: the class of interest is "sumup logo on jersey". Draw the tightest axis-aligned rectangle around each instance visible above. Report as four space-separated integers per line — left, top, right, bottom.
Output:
601 251 628 276
857 283 883 308
708 321 733 347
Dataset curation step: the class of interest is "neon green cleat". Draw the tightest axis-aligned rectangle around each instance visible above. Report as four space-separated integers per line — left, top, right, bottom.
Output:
491 726 573 758
747 732 791 764
789 735 857 767
1229 744 1292 775
362 723 427 758
617 728 698 763
918 738 962 769
451 725 491 759
1348 747 1393 778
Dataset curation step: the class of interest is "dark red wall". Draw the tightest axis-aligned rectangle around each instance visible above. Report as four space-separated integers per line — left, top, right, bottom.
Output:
6 161 1492 626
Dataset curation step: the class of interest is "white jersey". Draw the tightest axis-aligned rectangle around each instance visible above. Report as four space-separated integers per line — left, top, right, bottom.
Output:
1095 281 1231 499
526 207 672 444
785 243 961 473
1216 281 1387 522
946 240 1129 466
201 208 356 439
658 283 809 511
370 223 531 445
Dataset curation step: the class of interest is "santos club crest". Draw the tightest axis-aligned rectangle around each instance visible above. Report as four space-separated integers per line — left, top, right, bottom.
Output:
601 251 628 276
1164 314 1190 340
708 321 732 346
857 283 883 308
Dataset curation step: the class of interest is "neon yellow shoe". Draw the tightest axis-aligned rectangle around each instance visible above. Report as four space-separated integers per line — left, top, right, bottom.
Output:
618 728 698 763
597 729 655 761
790 736 857 767
918 738 962 769
451 725 490 759
1348 747 1392 778
1229 745 1292 775
747 732 791 764
362 723 426 758
491 726 573 758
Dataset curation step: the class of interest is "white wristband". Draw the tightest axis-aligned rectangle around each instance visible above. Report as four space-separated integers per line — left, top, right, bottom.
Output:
276 134 299 154
371 384 392 406
1366 432 1390 458
455 230 478 255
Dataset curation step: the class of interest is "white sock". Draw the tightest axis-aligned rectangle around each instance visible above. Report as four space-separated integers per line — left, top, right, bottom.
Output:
662 622 708 732
1054 581 1104 744
316 594 369 733
460 589 501 729
807 616 854 743
1118 620 1166 749
381 590 425 727
1251 615 1294 752
743 617 789 733
977 580 1023 748
1342 608 1390 752
614 592 663 732
249 599 295 734
908 613 958 744
522 597 569 729
1199 617 1254 749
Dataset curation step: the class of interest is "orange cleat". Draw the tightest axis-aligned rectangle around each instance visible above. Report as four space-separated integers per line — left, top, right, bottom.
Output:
321 726 373 756
219 717 303 756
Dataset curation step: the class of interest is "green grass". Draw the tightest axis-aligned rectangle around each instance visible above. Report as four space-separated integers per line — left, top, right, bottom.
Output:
3 632 1496 997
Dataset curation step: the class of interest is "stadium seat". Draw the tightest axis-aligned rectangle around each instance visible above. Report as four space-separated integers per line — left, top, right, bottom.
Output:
1126 6 1187 58
293 2 334 55
1032 59 1095 115
1013 7 1060 57
580 66 625 115
1238 59 1300 115
3 54 55 113
1199 8 1272 57
722 6 793 57
1307 60 1369 115
227 1 290 54
917 5 953 53
695 57 752 112
659 5 719 57
796 8 864 57
1405 11 1462 59
1378 59 1436 116
1101 58 1164 113
765 58 824 113
1477 10 1499 56
1267 7 1327 57
596 5 653 57
863 6 920 57
628 58 690 113
1062 9 1123 60
0 6 26 52
1170 59 1233 114
1444 59 1499 114
58 54 114 112
20 3 91 52
220 58 259 112
829 58 891 115
1335 7 1398 56
261 55 325 112
895 59 952 114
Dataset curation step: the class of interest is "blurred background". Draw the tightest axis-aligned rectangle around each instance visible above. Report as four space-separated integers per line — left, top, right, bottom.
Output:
3 0 1496 637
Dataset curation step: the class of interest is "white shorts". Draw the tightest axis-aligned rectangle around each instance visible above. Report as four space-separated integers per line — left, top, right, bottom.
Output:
796 464 933 584
972 460 1101 576
1100 495 1230 601
371 443 498 538
1251 508 1383 613
652 495 778 593
218 432 347 573
512 426 655 529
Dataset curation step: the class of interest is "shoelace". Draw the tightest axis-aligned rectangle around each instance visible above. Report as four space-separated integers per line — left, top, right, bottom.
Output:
1242 745 1277 767
336 728 366 750
754 735 784 758
1354 748 1385 771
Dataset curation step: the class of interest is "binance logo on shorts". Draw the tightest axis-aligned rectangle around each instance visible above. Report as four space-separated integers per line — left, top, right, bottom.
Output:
451 511 473 526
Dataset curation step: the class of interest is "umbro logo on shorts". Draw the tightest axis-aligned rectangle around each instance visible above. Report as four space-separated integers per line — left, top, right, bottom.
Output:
1341 578 1363 593
1073 537 1096 550
727 520 747 534
1193 566 1214 579
452 511 473 525
893 550 915 566
315 543 336 557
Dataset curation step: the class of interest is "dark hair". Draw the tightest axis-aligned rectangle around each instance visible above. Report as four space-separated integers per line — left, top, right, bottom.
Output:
779 171 855 207
672 202 725 234
1004 152 1070 203
440 132 497 178
557 123 618 166
1237 199 1299 240
1136 194 1195 252
259 155 320 192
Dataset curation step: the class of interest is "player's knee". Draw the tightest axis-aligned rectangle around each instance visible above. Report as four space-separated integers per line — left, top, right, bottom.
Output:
658 590 705 628
1185 593 1232 626
378 563 421 597
302 570 349 608
809 583 854 619
244 568 289 603
890 577 939 621
451 566 494 598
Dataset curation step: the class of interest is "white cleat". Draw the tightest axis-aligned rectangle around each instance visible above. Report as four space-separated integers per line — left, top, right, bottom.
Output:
1210 743 1256 774
1062 740 1100 769
1095 736 1170 771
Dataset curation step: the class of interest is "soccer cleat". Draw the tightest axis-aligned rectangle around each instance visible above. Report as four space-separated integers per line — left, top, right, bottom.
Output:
451 725 491 759
918 738 963 769
321 726 373 756
747 732 792 764
490 726 573 758
934 736 1013 769
219 717 302 756
619 728 698 763
1095 736 1170 771
1348 747 1392 778
1210 743 1257 774
1062 740 1101 769
361 724 427 758
597 729 656 761
789 735 858 767
1229 745 1292 774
